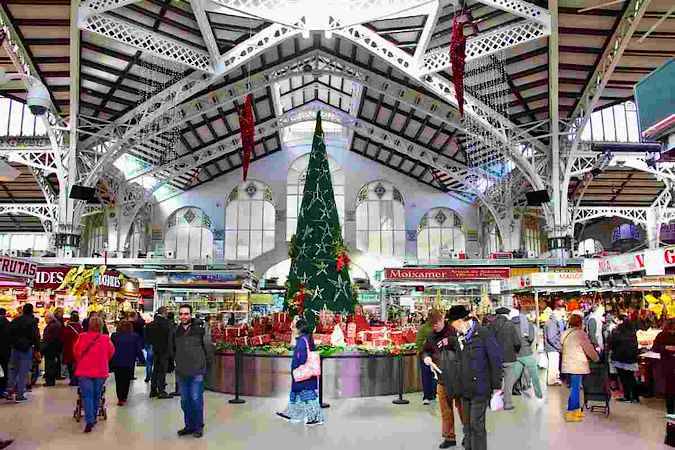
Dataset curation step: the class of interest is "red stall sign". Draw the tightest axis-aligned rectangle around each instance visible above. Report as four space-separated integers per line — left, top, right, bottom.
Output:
384 267 510 281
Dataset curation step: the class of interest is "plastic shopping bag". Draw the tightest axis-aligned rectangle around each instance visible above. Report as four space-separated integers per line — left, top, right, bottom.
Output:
490 390 504 412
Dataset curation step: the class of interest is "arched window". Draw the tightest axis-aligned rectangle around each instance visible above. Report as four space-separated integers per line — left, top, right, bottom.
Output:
287 153 344 240
225 180 275 260
165 207 213 259
355 181 406 257
417 208 465 260
126 219 147 258
577 238 603 257
82 212 107 256
522 215 545 257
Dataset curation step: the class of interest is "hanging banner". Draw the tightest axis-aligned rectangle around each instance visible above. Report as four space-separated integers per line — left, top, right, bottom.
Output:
598 246 675 275
582 259 599 281
0 256 38 279
384 267 510 281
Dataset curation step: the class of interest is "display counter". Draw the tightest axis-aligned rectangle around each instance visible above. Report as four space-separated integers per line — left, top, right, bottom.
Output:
207 349 422 398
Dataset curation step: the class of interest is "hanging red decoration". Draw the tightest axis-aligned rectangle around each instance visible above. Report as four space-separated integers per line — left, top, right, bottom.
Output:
450 12 467 117
239 93 255 181
293 284 307 315
336 250 351 272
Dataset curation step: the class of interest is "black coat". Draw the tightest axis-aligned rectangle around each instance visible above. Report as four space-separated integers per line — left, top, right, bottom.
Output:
8 314 40 352
456 322 504 400
173 319 213 378
489 315 521 363
610 322 638 364
422 325 461 395
146 315 172 356
0 316 10 359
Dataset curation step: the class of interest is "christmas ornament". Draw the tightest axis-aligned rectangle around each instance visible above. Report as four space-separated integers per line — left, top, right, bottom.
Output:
239 93 255 181
450 12 468 117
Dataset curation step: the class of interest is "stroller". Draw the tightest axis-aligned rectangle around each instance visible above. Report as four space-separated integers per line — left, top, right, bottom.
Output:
582 360 611 416
73 386 108 422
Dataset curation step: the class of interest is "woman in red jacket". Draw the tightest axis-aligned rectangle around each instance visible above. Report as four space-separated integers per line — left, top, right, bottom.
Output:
74 316 115 433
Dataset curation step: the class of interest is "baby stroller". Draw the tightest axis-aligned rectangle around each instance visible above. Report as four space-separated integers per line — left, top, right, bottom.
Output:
583 360 611 416
73 386 108 422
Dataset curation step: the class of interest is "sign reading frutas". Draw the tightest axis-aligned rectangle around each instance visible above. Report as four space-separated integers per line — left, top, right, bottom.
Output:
384 267 510 281
0 256 37 279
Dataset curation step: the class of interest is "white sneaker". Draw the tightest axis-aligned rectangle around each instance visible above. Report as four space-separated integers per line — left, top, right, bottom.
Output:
423 399 430 405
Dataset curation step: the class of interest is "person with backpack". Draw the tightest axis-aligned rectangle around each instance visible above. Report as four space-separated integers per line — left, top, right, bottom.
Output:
447 305 503 450
490 307 522 410
422 309 464 449
4 303 40 403
173 304 214 438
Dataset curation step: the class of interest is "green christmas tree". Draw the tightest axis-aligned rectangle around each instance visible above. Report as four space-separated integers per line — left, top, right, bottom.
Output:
286 112 354 330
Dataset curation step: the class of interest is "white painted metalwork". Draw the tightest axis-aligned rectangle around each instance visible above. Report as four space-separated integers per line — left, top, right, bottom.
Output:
79 14 213 72
571 206 648 226
190 0 222 68
79 0 142 17
0 203 57 229
420 20 549 75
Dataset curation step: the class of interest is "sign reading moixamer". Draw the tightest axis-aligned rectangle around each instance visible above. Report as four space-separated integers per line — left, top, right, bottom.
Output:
384 267 510 281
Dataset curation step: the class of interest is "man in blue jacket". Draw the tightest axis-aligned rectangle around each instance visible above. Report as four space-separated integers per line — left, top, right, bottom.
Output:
447 305 503 450
544 309 564 386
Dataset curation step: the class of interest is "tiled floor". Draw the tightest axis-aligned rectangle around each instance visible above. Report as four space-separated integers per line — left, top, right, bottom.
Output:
0 369 671 450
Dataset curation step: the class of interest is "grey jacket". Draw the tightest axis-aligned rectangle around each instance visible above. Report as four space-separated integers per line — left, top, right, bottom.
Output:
544 318 563 352
489 315 521 363
512 315 535 357
173 319 214 378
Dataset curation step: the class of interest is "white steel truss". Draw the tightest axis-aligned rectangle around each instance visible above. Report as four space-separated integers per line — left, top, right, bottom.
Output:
420 20 549 75
79 0 141 17
0 203 58 230
571 206 648 227
79 13 213 72
190 0 221 68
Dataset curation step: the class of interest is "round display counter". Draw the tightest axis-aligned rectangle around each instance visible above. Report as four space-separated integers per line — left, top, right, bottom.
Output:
207 350 422 398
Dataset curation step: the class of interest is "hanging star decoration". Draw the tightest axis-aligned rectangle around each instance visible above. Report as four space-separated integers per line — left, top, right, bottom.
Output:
302 226 314 241
329 276 351 304
314 261 328 277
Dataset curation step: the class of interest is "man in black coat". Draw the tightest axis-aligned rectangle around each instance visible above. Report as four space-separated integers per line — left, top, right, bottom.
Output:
0 308 10 396
447 305 503 450
146 307 173 399
5 303 40 402
490 307 521 410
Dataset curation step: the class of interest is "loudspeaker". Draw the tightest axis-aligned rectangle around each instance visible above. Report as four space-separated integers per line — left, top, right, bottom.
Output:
69 185 96 202
525 190 550 206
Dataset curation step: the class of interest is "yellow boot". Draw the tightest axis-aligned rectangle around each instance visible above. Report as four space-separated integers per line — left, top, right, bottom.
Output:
565 411 583 422
575 409 585 419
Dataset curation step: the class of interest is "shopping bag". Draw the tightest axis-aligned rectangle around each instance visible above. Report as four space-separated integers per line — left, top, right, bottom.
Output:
490 390 504 411
538 352 548 369
292 337 321 381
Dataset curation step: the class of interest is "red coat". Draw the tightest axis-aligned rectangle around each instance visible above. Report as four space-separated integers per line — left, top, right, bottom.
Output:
652 330 675 395
62 322 83 364
74 331 115 379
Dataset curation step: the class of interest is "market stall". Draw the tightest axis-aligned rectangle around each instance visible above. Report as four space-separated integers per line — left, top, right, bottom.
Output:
0 256 38 318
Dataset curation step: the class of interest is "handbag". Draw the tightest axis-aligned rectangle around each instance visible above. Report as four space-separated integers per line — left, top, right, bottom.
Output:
292 337 321 382
490 390 504 411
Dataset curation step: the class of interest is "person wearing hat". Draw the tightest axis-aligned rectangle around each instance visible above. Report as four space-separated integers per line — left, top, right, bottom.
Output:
489 307 521 411
446 305 503 450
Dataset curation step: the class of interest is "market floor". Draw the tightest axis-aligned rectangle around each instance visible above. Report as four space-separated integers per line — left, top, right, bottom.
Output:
0 369 670 450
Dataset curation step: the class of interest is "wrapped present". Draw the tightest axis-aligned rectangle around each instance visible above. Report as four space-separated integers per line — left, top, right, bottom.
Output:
390 331 405 346
273 332 292 343
313 333 331 345
225 325 249 338
370 326 387 332
235 336 249 347
250 334 272 346
356 330 368 344
372 338 390 347
273 312 289 324
369 329 388 341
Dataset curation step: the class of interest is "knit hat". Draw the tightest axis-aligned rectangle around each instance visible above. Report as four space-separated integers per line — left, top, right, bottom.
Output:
446 305 470 322
495 307 511 315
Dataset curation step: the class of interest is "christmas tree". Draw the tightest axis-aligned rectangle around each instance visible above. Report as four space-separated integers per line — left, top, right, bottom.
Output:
286 112 354 330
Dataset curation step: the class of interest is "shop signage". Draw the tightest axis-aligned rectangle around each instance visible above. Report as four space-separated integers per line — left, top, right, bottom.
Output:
384 267 510 281
597 246 675 275
0 256 37 279
34 267 69 289
95 271 122 290
529 271 583 287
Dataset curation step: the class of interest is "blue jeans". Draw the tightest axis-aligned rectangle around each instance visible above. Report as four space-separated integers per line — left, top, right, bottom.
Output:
567 374 583 411
144 345 153 380
7 349 32 397
419 358 437 400
178 375 204 432
79 377 105 425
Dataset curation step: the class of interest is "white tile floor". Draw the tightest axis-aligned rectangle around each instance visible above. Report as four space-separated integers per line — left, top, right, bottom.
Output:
0 369 671 450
